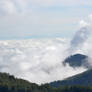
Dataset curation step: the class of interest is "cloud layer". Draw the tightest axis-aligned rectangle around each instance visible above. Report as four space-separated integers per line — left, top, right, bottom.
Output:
0 37 91 84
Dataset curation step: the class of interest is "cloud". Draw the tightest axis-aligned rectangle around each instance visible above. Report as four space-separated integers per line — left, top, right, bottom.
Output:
79 20 89 27
0 38 88 84
68 14 92 55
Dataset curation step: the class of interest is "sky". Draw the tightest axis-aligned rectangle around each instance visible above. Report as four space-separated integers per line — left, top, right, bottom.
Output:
0 0 92 39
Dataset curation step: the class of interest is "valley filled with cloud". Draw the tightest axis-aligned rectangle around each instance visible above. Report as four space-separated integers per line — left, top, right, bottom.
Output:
0 36 91 84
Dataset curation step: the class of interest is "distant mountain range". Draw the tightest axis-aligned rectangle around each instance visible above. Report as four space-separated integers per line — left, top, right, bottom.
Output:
63 53 91 68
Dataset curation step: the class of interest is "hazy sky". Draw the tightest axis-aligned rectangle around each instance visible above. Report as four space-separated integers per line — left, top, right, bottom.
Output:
0 0 92 39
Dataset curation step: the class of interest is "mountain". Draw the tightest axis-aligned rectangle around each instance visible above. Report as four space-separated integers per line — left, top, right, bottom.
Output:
0 72 92 92
0 72 55 92
63 54 90 68
0 72 39 92
50 69 92 87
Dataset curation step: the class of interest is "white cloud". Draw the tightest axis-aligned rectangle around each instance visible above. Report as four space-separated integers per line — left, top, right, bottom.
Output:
79 20 89 27
0 38 89 84
68 14 92 55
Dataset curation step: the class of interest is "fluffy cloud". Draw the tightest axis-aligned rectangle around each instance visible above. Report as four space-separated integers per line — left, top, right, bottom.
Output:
68 14 92 55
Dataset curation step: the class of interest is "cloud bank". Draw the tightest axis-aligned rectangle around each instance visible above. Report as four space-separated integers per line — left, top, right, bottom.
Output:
0 37 91 84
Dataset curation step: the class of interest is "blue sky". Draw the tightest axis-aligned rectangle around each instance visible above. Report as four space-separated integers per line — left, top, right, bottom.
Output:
0 0 92 39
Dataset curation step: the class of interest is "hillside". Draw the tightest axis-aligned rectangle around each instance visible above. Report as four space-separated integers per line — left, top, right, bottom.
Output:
50 69 92 87
0 72 92 92
0 72 40 92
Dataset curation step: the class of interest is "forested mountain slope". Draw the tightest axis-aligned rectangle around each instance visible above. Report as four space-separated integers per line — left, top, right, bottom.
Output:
50 69 92 87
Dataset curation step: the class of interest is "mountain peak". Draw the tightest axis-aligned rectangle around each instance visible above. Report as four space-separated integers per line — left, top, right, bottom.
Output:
63 53 89 68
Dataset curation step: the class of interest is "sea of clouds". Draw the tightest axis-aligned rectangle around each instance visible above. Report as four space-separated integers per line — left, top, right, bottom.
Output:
0 37 91 84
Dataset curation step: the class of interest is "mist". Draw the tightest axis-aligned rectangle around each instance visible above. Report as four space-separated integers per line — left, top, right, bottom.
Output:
68 14 92 56
0 38 89 84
